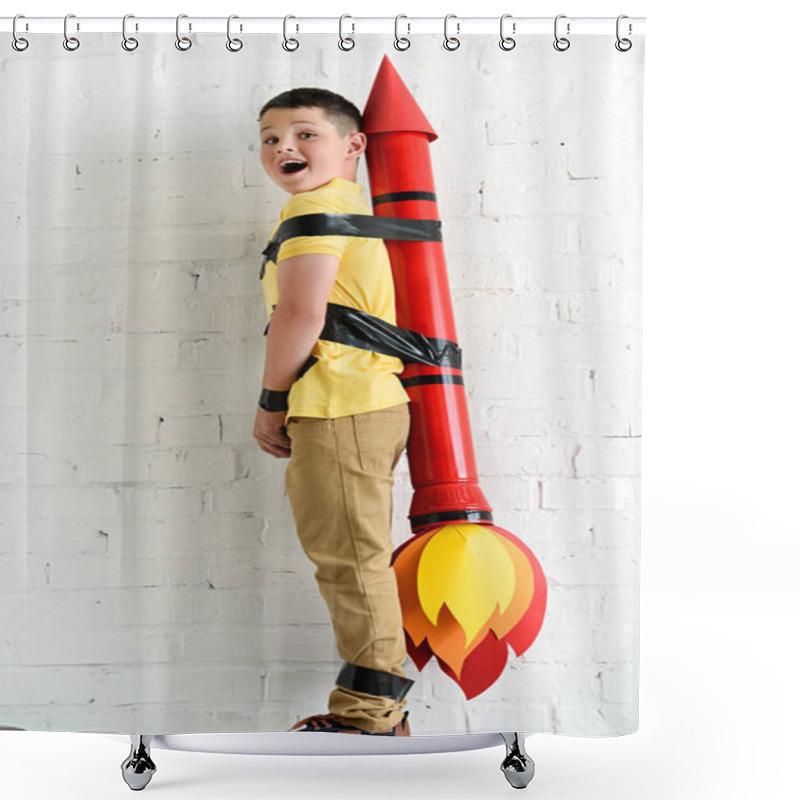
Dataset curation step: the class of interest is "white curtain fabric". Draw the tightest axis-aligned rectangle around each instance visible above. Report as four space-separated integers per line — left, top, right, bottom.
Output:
1 30 643 736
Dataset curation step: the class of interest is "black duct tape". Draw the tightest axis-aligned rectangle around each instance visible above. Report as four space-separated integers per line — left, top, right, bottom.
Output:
259 211 459 374
335 662 415 702
321 303 461 368
260 213 442 279
372 190 438 206
410 509 494 528
264 302 461 371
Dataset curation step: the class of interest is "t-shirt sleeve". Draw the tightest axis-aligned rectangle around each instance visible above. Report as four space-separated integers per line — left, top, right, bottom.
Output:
276 192 350 263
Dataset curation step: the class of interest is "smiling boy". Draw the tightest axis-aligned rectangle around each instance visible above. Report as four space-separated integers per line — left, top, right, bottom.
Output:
252 88 414 735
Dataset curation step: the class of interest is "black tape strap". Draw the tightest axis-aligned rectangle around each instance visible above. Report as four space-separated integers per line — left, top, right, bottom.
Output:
260 213 442 278
336 662 415 702
259 211 457 376
321 303 461 368
410 509 494 527
264 302 461 372
402 374 464 388
372 190 437 206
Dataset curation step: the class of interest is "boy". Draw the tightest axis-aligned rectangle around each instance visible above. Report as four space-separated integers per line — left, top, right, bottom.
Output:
251 88 414 735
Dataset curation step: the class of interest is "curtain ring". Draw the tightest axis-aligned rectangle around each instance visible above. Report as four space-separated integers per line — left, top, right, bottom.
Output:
499 13 516 51
338 15 355 51
12 14 29 51
615 14 633 51
553 14 570 51
394 14 410 51
283 15 299 51
226 14 243 51
122 14 139 51
175 14 192 51
443 13 460 51
63 13 80 51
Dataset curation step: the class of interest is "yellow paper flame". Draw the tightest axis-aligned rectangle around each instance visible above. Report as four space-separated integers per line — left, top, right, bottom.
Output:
417 524 516 647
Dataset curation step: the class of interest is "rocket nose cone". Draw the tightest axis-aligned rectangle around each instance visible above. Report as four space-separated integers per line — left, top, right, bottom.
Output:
362 54 438 141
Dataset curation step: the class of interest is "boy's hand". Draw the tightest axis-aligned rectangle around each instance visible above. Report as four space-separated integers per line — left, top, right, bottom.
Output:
253 407 292 458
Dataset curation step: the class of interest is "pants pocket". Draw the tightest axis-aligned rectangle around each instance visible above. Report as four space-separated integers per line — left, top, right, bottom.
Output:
352 405 410 475
286 415 328 440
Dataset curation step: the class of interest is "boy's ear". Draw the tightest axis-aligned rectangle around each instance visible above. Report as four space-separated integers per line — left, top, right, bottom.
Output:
349 131 367 157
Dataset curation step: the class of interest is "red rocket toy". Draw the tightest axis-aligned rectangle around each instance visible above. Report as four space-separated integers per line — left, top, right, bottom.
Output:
362 57 547 699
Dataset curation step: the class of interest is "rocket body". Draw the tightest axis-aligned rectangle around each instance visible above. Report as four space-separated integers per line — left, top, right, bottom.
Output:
362 55 547 698
363 62 490 531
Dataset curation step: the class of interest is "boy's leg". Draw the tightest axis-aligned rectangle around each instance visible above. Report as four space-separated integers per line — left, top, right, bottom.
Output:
284 403 412 733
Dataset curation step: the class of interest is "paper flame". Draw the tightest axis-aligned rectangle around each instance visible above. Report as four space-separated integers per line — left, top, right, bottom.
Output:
392 523 547 699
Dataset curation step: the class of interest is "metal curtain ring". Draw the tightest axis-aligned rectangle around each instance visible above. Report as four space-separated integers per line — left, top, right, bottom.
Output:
283 15 299 51
63 13 80 51
443 14 460 51
122 14 139 51
615 14 632 51
553 14 570 51
394 14 410 50
339 14 355 50
12 14 29 51
499 13 516 50
226 14 243 51
175 13 192 50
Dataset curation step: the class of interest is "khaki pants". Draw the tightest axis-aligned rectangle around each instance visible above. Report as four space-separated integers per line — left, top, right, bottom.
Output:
284 402 411 733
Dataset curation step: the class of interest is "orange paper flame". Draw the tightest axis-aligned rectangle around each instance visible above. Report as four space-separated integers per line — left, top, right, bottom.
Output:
392 523 547 699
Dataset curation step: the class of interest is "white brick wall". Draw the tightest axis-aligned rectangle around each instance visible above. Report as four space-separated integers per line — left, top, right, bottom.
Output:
0 31 642 736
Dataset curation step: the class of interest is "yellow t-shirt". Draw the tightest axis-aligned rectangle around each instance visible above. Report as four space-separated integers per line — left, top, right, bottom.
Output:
261 177 411 421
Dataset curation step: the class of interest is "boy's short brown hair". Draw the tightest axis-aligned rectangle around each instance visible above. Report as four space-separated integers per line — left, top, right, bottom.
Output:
258 87 362 137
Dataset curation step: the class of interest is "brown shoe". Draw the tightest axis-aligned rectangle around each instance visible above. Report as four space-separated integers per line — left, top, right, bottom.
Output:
289 710 410 736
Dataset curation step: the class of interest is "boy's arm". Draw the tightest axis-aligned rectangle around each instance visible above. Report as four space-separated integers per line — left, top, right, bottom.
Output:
261 252 339 391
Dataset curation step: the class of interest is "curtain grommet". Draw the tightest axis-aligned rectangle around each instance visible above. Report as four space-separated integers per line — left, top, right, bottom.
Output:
226 15 243 52
443 13 460 51
499 14 516 51
282 15 299 51
553 14 571 51
394 14 411 51
121 14 139 51
338 14 355 51
12 14 29 51
63 13 80 51
175 13 192 51
615 15 633 51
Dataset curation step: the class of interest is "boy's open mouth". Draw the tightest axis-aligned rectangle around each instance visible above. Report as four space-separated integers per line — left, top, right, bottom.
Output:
280 160 308 175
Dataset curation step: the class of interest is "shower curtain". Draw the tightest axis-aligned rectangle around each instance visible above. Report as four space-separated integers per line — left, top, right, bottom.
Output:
0 25 643 738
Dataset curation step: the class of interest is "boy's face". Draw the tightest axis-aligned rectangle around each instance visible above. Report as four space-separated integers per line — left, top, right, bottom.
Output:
259 105 366 194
